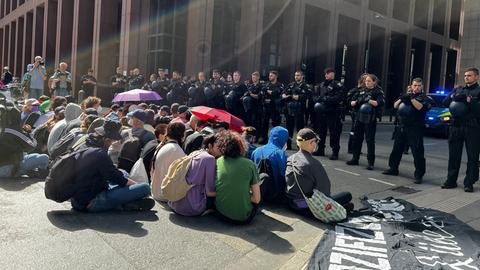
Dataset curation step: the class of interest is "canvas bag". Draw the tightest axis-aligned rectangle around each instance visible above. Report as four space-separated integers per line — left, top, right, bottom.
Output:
130 157 149 184
292 167 346 223
160 150 204 202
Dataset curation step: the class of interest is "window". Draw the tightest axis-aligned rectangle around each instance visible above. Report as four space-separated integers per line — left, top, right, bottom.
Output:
432 0 446 35
393 0 410 22
147 0 188 74
414 0 429 29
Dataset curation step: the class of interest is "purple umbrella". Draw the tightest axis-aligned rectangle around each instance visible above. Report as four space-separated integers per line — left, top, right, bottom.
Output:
112 89 162 102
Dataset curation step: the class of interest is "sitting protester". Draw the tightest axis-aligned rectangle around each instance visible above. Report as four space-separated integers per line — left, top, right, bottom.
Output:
70 119 154 212
151 122 186 201
251 126 289 202
168 135 218 216
285 128 354 217
113 109 156 171
241 126 257 159
170 105 189 124
49 114 99 161
183 119 213 155
0 102 49 178
47 102 82 153
215 131 261 225
32 106 65 153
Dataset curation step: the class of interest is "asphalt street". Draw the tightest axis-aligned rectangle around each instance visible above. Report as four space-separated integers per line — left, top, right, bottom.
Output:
0 121 478 270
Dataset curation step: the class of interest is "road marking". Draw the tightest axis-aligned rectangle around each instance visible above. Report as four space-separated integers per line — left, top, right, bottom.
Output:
367 177 396 187
334 168 360 176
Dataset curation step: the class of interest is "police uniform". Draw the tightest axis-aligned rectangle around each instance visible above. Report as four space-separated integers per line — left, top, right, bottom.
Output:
442 82 480 191
283 81 308 149
347 86 384 169
127 74 145 90
346 86 361 154
304 86 314 127
243 81 264 129
313 79 345 158
225 81 247 120
167 78 188 105
154 77 170 106
261 81 283 142
208 79 226 109
187 80 208 107
384 92 433 182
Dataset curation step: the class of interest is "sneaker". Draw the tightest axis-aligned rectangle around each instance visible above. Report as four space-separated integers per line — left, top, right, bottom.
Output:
122 198 155 211
441 182 458 189
366 165 374 170
346 159 359 166
464 186 474 193
414 177 423 184
329 154 338 160
382 169 399 176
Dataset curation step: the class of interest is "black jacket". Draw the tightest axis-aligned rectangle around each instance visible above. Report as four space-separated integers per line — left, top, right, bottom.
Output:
314 80 345 111
443 82 480 126
71 134 128 208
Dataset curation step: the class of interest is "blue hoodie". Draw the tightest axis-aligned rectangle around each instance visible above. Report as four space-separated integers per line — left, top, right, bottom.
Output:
251 126 289 200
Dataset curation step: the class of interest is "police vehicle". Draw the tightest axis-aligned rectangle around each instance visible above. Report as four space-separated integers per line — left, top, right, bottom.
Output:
425 90 451 137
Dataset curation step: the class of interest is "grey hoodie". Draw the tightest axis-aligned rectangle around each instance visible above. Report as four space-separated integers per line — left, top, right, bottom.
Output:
47 103 82 153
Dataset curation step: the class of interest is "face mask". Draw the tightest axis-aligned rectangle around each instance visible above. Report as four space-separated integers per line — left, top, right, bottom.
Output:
96 106 102 114
128 118 134 127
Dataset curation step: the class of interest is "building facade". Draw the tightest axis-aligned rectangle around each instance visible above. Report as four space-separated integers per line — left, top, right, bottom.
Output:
0 0 464 106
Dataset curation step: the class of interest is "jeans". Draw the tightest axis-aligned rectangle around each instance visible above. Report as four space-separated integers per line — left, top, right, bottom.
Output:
55 88 69 97
0 153 49 177
29 88 43 99
72 183 151 212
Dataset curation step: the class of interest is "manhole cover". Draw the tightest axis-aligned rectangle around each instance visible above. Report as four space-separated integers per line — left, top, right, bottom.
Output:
391 186 419 194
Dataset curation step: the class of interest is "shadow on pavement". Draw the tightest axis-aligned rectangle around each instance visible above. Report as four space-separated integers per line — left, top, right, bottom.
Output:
169 210 296 255
46 210 159 237
0 177 43 191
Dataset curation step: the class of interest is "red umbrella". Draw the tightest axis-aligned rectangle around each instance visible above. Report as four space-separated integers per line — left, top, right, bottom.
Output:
191 106 245 132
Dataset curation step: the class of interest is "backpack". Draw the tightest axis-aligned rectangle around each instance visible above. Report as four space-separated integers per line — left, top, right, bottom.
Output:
257 151 281 202
140 139 159 182
117 129 148 173
44 148 88 202
160 150 204 202
49 131 83 161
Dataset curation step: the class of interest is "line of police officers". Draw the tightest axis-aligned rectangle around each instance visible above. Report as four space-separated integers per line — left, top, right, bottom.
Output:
112 66 480 191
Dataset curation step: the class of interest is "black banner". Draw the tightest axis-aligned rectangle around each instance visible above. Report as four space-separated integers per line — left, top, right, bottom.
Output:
307 198 480 270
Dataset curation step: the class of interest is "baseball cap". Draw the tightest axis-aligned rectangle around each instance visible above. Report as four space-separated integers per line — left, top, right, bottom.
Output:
296 128 319 141
178 105 189 114
94 119 122 140
127 109 146 122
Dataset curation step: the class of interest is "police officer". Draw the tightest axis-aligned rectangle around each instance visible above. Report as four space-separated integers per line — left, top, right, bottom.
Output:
261 70 283 143
346 75 367 154
283 71 308 150
127 68 145 90
188 72 208 107
441 67 480 192
243 71 263 130
167 71 188 105
383 78 433 183
225 71 247 119
313 68 345 160
346 74 384 170
155 68 170 105
208 69 226 109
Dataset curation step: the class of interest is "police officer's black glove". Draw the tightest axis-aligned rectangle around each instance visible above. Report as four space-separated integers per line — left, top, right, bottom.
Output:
452 93 467 102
